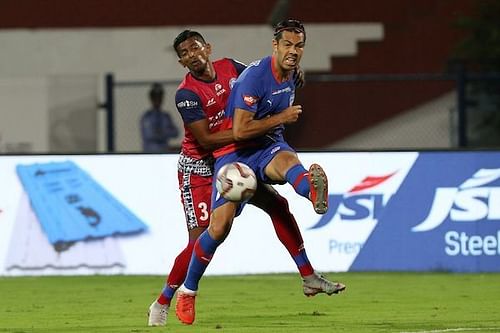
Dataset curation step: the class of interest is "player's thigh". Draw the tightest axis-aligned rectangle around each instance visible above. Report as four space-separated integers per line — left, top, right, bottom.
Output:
178 172 212 230
249 182 280 210
264 150 301 181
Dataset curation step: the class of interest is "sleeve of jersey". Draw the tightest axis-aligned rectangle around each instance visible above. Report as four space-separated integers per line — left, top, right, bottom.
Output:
229 58 247 75
232 71 261 114
175 89 205 124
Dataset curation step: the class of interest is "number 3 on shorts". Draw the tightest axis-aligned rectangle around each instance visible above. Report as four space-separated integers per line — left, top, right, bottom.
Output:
198 202 209 221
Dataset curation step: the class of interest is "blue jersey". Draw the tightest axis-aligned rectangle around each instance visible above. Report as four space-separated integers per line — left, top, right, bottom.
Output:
214 55 296 157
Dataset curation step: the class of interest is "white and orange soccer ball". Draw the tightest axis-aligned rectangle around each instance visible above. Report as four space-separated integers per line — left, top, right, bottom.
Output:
216 162 257 202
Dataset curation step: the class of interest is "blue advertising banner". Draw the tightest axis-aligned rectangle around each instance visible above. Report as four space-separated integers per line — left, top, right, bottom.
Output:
16 161 148 248
351 151 500 272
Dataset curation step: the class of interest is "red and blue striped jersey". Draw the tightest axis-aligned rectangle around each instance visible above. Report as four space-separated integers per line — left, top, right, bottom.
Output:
175 58 245 160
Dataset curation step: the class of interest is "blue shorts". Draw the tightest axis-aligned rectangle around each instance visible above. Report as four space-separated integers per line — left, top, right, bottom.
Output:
211 141 296 215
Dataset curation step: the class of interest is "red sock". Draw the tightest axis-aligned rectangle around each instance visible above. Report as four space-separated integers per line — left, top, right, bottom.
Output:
265 195 314 277
157 240 195 305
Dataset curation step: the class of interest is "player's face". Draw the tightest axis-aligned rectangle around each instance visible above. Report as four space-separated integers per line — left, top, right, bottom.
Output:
177 37 212 74
273 30 305 72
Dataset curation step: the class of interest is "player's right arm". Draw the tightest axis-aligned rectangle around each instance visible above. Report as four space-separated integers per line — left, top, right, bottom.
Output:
188 119 234 150
176 88 234 150
233 105 302 141
230 62 302 141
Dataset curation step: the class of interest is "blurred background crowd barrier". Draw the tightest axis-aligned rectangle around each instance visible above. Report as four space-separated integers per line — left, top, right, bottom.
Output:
104 70 500 153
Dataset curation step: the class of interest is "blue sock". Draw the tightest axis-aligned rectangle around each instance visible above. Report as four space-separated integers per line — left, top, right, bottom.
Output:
292 249 314 277
184 230 222 291
285 164 310 198
161 285 176 303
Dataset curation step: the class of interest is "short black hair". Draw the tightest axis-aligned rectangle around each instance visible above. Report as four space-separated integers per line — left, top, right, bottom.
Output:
173 30 207 56
273 19 306 42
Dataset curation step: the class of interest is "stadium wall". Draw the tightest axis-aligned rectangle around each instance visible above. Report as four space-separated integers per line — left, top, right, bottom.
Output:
0 24 382 152
0 0 476 150
0 151 498 276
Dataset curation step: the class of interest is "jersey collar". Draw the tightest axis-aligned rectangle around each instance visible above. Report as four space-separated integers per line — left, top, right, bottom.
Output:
271 55 292 84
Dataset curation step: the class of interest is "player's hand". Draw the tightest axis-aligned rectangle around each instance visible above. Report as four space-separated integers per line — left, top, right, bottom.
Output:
294 67 305 88
280 105 302 124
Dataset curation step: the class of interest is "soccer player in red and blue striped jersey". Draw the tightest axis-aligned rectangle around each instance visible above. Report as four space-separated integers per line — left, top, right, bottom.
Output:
175 20 346 325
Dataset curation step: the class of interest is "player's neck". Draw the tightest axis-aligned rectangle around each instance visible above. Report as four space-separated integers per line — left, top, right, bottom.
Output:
271 55 292 83
191 61 216 82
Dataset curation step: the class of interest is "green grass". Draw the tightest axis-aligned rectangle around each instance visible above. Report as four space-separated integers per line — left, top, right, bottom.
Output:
1 273 500 333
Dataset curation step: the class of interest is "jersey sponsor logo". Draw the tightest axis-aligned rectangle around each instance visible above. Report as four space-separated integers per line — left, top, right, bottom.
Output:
215 83 226 96
309 172 396 229
272 87 292 95
243 95 258 107
206 98 216 107
412 168 500 232
177 100 198 108
208 109 225 130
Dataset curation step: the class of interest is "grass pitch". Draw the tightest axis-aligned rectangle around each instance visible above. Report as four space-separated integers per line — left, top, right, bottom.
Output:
1 272 499 333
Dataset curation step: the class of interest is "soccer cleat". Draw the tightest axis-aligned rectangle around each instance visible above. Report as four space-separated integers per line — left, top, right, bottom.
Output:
302 272 346 297
175 288 197 325
148 301 169 326
308 164 329 214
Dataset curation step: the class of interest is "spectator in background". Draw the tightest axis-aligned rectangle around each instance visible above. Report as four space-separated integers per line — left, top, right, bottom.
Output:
140 83 179 152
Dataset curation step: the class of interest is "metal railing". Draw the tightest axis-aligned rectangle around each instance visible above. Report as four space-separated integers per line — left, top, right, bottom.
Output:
102 70 500 152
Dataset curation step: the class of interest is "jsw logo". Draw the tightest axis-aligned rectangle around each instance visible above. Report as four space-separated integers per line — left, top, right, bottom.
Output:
309 173 395 230
412 168 500 232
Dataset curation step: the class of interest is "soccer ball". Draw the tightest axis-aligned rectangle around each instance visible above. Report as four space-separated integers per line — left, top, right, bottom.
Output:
216 162 257 202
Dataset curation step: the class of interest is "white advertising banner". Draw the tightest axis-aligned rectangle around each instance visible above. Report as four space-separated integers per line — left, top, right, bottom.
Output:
0 152 418 276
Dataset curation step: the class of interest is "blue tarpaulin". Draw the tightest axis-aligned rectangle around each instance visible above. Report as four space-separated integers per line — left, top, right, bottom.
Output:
16 161 148 246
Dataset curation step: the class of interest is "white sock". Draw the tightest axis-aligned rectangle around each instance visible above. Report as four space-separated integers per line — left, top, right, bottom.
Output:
178 284 197 295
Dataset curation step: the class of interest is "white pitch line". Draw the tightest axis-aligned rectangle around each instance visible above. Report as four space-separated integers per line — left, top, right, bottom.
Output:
400 328 500 333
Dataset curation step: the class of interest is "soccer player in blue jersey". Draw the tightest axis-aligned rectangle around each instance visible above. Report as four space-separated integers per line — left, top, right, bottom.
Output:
175 19 346 325
148 29 342 326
